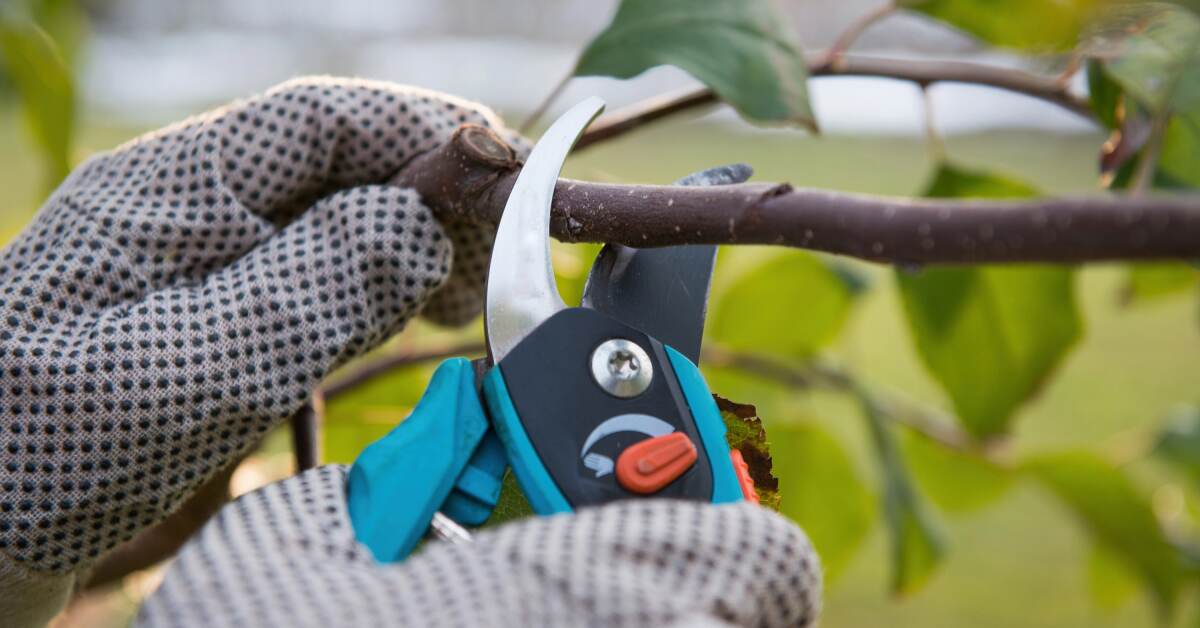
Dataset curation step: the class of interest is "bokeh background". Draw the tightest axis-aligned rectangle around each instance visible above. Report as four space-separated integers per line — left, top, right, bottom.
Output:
1 1 1198 626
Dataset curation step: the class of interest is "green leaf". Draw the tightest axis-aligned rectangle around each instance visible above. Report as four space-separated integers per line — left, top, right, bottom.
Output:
898 265 1081 438
0 7 74 190
1026 452 1189 617
1153 405 1200 487
900 0 1099 51
711 252 855 359
484 470 533 526
1088 4 1200 190
897 164 1082 438
1123 263 1199 303
575 0 815 129
1094 3 1200 116
1088 59 1124 130
899 430 1013 514
859 391 947 595
1159 110 1200 186
321 364 437 464
923 161 1041 198
770 420 874 582
1086 542 1141 611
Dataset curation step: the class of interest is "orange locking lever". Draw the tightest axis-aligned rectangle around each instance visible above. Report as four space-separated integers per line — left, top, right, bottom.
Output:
615 432 699 494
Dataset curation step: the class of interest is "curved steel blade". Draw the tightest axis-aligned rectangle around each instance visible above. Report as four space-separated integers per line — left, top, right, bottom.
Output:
581 164 753 364
485 97 606 363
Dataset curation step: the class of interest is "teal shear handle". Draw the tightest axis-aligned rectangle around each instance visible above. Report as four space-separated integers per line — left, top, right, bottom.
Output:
347 358 505 563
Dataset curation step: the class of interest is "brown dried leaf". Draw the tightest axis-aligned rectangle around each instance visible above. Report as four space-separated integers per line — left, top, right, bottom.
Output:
715 395 781 510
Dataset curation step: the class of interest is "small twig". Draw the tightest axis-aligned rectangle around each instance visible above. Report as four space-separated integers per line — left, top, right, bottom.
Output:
820 2 897 67
577 55 1094 152
921 87 946 162
320 342 487 400
521 73 571 134
702 345 987 455
1130 112 1168 196
574 88 721 150
289 403 321 471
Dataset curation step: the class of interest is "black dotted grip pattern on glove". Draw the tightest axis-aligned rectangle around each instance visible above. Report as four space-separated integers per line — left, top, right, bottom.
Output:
0 77 513 574
137 466 822 628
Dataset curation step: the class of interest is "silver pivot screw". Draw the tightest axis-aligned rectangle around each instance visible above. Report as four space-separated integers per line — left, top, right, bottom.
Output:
591 339 654 398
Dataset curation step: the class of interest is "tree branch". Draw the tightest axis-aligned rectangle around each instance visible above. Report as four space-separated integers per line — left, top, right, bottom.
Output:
819 2 898 67
320 342 487 401
399 125 1200 265
702 346 986 454
575 55 1093 151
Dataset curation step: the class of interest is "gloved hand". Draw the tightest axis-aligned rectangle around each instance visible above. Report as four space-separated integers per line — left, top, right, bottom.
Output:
0 76 518 627
136 466 822 627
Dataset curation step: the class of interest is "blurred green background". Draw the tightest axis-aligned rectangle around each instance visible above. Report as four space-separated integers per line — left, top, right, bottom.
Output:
7 113 1196 627
3 1 1200 627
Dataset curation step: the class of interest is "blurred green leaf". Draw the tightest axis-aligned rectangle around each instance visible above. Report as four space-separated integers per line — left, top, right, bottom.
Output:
552 241 602 306
321 364 437 464
923 161 1040 198
898 265 1081 438
1153 405 1200 487
1094 3 1200 116
576 0 815 129
860 391 947 595
1027 452 1189 617
1088 59 1124 130
1123 263 1199 304
712 252 855 359
0 6 74 190
1159 111 1200 186
27 0 86 63
1087 3 1200 189
898 164 1081 438
771 420 874 582
484 470 533 526
1087 542 1142 611
900 431 1013 514
899 0 1100 51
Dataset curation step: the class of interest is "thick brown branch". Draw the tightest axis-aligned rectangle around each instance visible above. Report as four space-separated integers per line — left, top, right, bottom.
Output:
576 55 1092 150
402 125 1200 264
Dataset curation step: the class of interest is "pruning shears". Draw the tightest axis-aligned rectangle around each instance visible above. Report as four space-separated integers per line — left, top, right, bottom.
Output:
346 98 759 563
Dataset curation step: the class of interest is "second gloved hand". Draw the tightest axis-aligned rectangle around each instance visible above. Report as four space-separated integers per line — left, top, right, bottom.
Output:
136 466 823 628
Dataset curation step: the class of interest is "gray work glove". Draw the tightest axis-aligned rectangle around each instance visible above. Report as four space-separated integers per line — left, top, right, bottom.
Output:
136 466 822 627
0 76 513 627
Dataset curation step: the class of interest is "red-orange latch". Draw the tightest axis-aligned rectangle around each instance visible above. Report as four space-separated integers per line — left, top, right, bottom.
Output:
730 449 759 504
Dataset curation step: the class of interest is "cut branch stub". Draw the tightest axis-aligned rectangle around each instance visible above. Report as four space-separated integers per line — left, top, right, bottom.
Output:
390 124 521 222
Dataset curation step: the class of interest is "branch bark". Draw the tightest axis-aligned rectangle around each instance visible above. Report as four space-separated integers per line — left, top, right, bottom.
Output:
575 55 1092 150
399 125 1200 265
